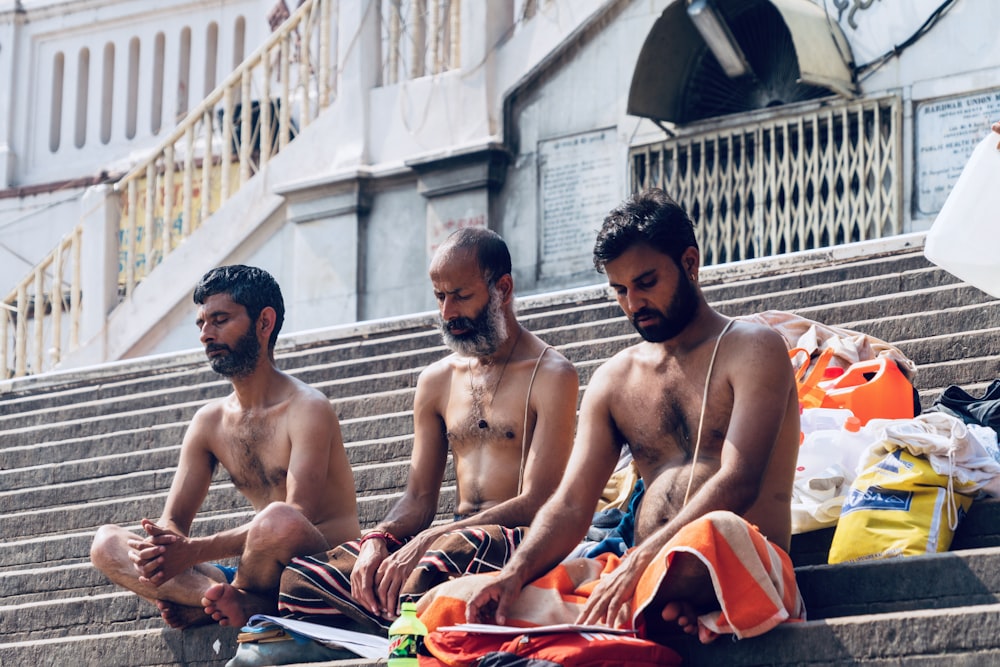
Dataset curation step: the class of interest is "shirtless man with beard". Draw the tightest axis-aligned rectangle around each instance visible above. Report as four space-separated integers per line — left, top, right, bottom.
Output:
453 189 804 647
277 227 580 634
90 265 359 629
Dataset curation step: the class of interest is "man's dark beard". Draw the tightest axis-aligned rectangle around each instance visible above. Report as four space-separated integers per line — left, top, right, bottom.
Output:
440 287 507 357
206 322 261 377
630 271 699 343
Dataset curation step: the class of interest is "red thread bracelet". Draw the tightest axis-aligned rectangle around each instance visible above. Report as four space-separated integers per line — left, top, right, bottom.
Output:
359 530 405 548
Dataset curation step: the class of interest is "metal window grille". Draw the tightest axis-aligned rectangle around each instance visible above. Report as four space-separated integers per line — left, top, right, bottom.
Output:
629 96 902 266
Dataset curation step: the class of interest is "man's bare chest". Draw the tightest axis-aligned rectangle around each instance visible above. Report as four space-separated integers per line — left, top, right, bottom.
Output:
615 376 731 463
217 415 289 495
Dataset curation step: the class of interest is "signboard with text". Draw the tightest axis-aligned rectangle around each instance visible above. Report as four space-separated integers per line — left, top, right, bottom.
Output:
538 128 620 280
915 89 1000 215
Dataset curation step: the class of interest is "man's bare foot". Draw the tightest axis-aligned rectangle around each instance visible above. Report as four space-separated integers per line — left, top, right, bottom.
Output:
155 599 213 629
202 582 271 628
661 600 699 636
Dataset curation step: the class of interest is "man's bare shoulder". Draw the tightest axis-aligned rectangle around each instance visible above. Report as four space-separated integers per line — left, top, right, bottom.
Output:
285 371 335 407
532 342 578 380
586 343 643 393
189 393 229 426
417 353 460 387
724 319 791 366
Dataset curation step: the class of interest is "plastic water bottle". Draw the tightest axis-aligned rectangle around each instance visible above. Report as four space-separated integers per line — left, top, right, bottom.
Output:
387 601 427 666
797 417 874 486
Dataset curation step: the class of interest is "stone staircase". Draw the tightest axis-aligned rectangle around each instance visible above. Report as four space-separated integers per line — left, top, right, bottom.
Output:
4 234 1000 666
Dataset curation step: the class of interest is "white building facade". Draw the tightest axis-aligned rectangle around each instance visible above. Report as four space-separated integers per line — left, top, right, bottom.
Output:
1 0 997 378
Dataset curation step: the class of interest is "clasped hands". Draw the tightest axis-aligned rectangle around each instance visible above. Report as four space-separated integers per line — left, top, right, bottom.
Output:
127 518 197 586
350 532 433 619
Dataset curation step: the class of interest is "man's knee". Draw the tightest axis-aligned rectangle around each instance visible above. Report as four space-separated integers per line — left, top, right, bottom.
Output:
248 502 311 549
90 524 127 570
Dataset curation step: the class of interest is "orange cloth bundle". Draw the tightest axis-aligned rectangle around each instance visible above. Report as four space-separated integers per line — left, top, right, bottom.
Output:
418 511 805 645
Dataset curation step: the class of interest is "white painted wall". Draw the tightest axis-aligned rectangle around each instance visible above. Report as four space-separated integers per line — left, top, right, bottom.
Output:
833 0 1000 230
11 0 1000 372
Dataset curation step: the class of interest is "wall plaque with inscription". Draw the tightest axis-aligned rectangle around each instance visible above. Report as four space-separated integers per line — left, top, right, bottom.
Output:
538 128 620 279
916 89 1000 215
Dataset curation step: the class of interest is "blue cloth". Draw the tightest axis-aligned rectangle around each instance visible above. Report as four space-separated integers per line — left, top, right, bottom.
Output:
215 564 238 584
584 478 645 558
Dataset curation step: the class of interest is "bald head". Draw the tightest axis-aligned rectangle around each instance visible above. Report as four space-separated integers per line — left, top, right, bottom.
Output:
432 227 512 287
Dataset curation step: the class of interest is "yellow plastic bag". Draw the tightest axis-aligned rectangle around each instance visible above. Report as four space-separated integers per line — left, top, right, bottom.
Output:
828 448 973 564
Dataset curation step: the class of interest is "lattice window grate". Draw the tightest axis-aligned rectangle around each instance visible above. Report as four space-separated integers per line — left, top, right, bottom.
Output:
629 96 902 266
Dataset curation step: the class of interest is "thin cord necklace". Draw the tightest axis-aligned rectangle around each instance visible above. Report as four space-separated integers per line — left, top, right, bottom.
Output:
468 326 522 430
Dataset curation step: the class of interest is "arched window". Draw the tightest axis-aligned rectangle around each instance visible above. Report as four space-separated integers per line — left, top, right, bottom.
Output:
101 42 115 144
151 32 165 134
126 37 140 139
232 16 246 68
74 47 90 148
177 27 191 120
204 22 219 96
49 52 64 152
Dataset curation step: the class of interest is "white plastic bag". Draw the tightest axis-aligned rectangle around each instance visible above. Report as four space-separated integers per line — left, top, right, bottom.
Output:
925 130 1000 298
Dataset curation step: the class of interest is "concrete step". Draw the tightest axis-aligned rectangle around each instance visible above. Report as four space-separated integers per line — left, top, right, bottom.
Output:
4 571 997 666
0 430 414 491
1 261 976 445
0 561 119 606
678 602 1000 666
0 623 244 667
791 283 996 334
0 487 457 571
911 355 1000 397
0 454 439 516
0 251 938 419
5 238 1000 667
0 484 252 541
797 546 1000 621
789 497 1000 567
0 401 416 460
1 457 451 543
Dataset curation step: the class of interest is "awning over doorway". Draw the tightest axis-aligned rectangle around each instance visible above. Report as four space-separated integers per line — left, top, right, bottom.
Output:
628 0 856 125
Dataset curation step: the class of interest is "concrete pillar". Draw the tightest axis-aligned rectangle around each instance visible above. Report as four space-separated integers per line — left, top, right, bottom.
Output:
459 0 513 71
327 0 380 170
0 5 22 188
459 0 512 134
409 144 510 260
278 174 371 329
77 183 122 363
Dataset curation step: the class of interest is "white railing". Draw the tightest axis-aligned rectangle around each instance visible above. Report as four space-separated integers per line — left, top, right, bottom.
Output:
629 96 902 265
2 0 337 379
6 1 264 189
381 0 461 85
2 0 470 379
115 0 337 296
2 226 81 379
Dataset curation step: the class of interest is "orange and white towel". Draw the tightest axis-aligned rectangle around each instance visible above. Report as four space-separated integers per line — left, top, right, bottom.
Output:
418 511 805 644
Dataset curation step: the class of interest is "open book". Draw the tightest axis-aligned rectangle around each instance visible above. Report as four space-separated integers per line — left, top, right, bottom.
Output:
437 622 636 635
243 614 389 660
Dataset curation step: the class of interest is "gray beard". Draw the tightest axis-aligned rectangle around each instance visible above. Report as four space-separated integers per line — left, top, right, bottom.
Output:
441 287 508 357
